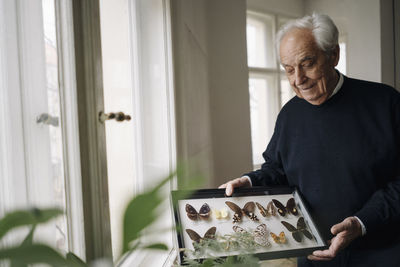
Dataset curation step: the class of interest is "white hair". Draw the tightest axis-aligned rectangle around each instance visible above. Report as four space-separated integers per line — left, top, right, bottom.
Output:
276 13 339 60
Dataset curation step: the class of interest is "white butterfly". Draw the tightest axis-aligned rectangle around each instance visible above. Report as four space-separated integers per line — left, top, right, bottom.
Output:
232 224 270 247
253 224 270 247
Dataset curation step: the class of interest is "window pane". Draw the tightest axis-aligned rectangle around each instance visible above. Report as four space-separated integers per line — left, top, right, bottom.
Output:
337 41 347 74
277 16 293 70
246 13 275 68
100 0 136 259
249 74 279 166
280 75 296 107
42 0 68 252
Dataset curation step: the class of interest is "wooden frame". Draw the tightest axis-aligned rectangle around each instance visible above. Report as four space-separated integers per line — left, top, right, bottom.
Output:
72 0 112 261
171 187 327 264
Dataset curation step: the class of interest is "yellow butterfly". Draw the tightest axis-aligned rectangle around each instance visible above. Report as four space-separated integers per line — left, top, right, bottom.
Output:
270 231 286 244
213 208 229 219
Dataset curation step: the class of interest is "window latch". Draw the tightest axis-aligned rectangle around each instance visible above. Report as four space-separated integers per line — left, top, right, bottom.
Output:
36 113 59 127
99 111 132 123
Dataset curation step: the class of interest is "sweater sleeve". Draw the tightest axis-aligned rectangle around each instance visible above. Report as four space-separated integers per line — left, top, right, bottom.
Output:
354 97 400 233
243 116 288 187
354 171 400 233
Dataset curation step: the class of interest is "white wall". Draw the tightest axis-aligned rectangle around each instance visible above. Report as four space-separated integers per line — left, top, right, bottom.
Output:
380 0 395 88
207 0 252 187
171 0 214 187
304 0 383 84
171 0 253 188
247 0 304 17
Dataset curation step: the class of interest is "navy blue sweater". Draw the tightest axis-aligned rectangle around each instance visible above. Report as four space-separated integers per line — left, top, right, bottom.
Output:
245 76 400 248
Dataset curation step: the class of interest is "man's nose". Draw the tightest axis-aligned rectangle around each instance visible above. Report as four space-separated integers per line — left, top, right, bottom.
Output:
295 68 306 86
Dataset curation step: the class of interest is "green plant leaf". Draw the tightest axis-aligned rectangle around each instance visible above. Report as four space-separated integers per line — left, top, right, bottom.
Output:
122 191 161 253
0 208 63 240
0 244 68 266
201 259 215 267
122 173 175 254
175 160 206 190
141 243 168 251
10 225 36 267
21 225 36 246
66 252 88 267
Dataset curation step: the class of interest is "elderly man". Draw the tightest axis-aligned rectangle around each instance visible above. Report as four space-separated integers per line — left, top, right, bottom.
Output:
220 14 400 267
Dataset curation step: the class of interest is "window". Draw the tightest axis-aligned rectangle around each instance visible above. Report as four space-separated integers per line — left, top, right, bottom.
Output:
99 0 176 262
246 11 295 169
0 0 85 259
337 36 347 75
0 0 176 265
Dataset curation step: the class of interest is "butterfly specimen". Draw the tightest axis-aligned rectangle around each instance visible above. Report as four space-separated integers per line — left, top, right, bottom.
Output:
185 203 211 220
213 208 229 219
272 198 298 216
225 201 258 223
253 223 271 247
232 225 246 233
185 227 217 243
256 201 276 217
270 231 286 244
233 224 270 247
281 217 313 242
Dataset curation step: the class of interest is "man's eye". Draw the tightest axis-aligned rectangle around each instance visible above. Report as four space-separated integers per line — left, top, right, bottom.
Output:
285 68 294 74
302 61 314 68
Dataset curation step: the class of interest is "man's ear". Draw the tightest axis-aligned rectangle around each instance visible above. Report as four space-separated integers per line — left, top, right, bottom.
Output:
331 44 340 67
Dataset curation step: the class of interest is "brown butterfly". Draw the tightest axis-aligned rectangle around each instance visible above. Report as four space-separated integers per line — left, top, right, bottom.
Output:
225 201 258 223
281 217 313 242
185 227 217 243
256 201 276 217
233 224 270 247
185 203 211 220
272 198 298 216
270 231 286 244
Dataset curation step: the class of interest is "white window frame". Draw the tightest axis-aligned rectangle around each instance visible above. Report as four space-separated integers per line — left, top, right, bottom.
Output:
116 0 178 265
55 0 86 259
0 0 85 259
247 10 295 170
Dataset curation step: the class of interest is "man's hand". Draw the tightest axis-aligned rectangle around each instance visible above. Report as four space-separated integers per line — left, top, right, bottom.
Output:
308 217 362 261
218 177 252 196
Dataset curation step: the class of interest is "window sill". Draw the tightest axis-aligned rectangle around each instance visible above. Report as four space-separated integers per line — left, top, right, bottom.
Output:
117 248 178 267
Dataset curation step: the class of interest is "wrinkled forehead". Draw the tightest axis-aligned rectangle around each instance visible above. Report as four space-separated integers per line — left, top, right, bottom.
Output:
279 29 321 65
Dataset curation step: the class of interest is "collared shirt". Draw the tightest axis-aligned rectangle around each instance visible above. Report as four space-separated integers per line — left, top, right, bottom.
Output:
329 71 344 99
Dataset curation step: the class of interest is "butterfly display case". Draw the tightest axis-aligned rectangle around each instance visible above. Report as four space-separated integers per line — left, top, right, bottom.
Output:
171 186 327 264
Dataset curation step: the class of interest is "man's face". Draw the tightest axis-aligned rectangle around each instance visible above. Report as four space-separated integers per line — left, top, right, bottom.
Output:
279 28 339 105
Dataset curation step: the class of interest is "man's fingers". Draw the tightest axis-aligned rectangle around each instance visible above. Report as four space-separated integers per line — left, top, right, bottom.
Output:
307 254 332 261
311 248 336 260
218 183 227 189
311 236 343 260
331 220 347 235
226 183 234 196
219 177 252 196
